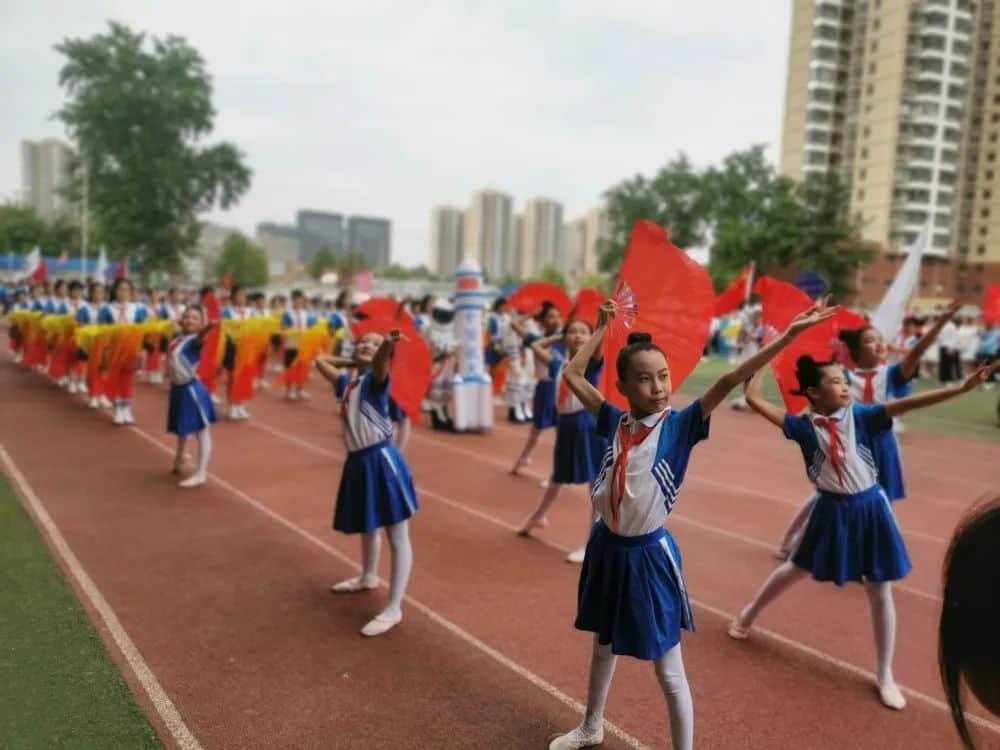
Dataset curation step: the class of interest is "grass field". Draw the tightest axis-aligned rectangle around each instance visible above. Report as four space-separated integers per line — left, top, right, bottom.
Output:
679 358 1000 442
0 472 162 750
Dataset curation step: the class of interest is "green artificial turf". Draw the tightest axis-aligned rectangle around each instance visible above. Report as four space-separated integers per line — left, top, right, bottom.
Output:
0 472 162 750
678 358 1000 443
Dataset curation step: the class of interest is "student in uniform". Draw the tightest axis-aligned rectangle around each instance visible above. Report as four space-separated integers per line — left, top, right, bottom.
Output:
98 278 149 425
547 298 836 750
64 281 89 394
517 319 605 563
730 356 998 711
78 283 112 409
281 289 317 401
166 304 218 488
314 328 417 637
222 285 257 420
774 302 961 558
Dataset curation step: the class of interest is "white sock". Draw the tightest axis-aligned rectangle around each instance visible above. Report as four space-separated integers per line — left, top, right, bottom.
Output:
866 581 897 685
361 530 381 582
175 436 188 467
195 429 212 477
737 561 808 627
527 482 562 524
382 521 412 618
571 637 618 739
779 493 817 551
655 645 694 750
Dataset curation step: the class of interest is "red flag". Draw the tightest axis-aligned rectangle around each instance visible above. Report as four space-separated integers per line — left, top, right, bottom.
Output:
350 316 431 420
220 272 234 291
713 263 754 317
115 258 129 279
754 276 866 414
30 259 48 283
983 284 1000 325
197 291 223 392
599 221 714 408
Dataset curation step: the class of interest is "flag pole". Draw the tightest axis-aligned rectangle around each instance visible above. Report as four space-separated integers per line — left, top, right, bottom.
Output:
80 153 89 282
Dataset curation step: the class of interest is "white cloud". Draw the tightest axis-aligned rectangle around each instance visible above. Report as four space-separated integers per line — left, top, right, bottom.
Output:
0 0 791 267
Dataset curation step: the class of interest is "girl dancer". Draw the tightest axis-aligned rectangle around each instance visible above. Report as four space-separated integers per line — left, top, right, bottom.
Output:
730 357 997 710
510 302 564 478
167 305 218 488
281 290 316 400
99 278 149 425
314 329 417 637
222 285 257 420
517 319 604 564
774 302 961 558
548 299 834 750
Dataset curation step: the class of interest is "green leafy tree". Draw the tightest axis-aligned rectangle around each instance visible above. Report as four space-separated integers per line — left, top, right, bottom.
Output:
336 251 369 274
535 265 568 289
598 153 710 274
577 272 612 294
55 22 251 278
0 203 48 255
306 247 338 280
214 232 269 286
379 263 410 279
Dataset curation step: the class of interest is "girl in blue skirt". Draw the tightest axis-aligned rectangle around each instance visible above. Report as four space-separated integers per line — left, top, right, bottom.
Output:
314 328 417 637
167 305 218 488
775 302 962 558
731 355 996 711
517 319 605 563
548 299 835 750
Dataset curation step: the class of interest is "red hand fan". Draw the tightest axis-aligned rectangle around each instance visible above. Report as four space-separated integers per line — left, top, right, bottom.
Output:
571 288 605 328
507 283 572 319
350 316 431 420
355 296 415 327
599 221 714 407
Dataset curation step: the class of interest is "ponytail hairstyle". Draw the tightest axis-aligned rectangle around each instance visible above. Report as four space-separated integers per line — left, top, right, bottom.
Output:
536 300 558 321
791 355 840 399
838 326 876 363
616 332 665 380
939 494 1000 748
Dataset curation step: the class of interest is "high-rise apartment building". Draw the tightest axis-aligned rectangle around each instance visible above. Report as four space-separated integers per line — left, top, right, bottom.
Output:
429 206 464 275
21 138 74 220
256 222 302 273
779 0 999 304
520 198 564 278
464 189 514 279
348 216 391 269
564 207 609 283
297 210 345 262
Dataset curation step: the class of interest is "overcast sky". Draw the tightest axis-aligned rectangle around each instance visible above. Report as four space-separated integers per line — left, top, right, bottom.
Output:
1 1 792 267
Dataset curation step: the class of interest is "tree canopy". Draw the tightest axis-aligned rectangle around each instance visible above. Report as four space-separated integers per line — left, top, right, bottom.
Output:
55 22 251 277
214 232 269 287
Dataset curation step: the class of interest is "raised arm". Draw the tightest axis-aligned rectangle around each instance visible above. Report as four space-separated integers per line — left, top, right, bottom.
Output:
885 364 996 418
743 368 786 429
563 302 612 418
314 354 358 385
372 329 402 384
699 300 837 416
898 302 959 379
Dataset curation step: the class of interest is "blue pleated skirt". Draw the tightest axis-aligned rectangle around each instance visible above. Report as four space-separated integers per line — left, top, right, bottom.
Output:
531 380 557 429
792 485 911 585
333 440 419 534
552 411 608 485
575 521 694 660
167 381 216 436
872 430 905 501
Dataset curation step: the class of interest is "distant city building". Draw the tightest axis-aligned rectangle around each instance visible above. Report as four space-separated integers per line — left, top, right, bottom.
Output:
347 215 391 269
464 189 514 279
510 213 523 280
583 207 609 275
520 197 564 278
429 206 464 275
564 218 588 282
297 210 345 262
256 222 301 274
20 138 74 220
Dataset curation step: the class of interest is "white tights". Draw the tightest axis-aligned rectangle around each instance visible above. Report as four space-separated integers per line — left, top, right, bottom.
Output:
393 418 411 454
778 493 817 552
358 521 412 617
526 482 597 547
570 636 693 749
736 562 898 686
175 429 212 477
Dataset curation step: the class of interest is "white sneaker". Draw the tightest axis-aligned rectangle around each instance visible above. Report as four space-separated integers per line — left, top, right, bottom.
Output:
98 396 113 409
112 406 125 425
566 546 587 564
179 473 206 488
211 393 221 405
228 405 240 420
88 397 100 409
122 405 135 425
548 727 604 750
57 376 69 388
360 612 402 637
14 351 22 364
878 681 906 710
238 405 250 420
513 403 526 422
298 390 311 400
523 405 533 420
150 372 163 385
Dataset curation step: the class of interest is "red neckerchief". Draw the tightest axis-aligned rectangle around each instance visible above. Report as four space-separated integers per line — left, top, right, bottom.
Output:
609 410 668 532
858 370 876 403
813 415 845 488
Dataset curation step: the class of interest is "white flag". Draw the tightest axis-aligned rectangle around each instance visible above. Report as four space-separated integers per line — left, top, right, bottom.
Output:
871 226 928 343
96 246 108 282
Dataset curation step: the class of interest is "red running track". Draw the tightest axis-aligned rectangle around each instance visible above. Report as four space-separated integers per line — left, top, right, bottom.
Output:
2 357 999 749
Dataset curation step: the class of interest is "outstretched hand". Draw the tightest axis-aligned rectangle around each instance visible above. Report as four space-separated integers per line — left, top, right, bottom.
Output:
597 299 617 329
785 296 837 338
387 328 407 343
960 364 998 393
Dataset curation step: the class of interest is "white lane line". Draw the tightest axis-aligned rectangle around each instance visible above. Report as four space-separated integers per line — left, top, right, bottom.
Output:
0 445 204 750
127 427 648 750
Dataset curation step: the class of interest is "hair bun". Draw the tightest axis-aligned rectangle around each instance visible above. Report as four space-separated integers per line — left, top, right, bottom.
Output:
627 331 653 345
795 354 817 371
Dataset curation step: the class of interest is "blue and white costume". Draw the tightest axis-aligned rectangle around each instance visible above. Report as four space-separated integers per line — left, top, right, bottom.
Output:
166 334 217 435
551 356 607 484
845 363 911 500
97 302 149 325
523 334 563 430
575 400 710 660
784 404 912 586
333 373 418 534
